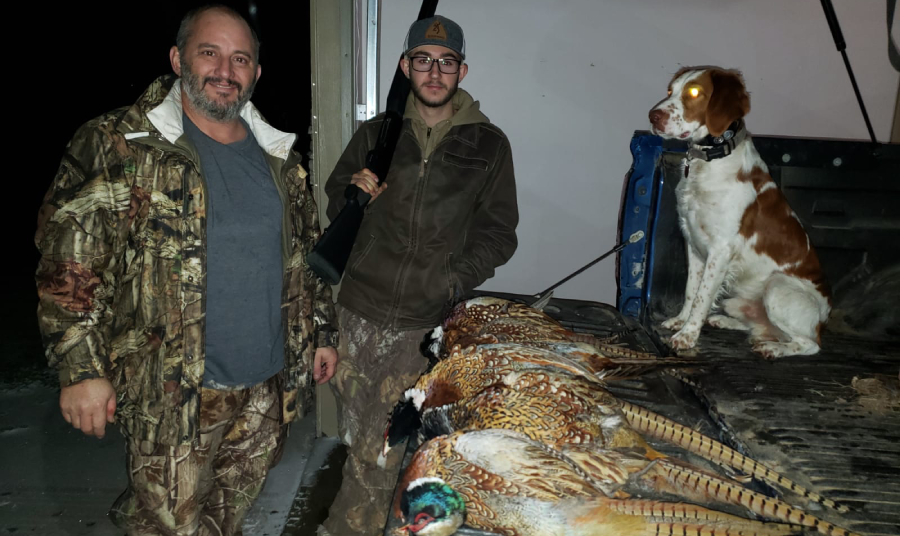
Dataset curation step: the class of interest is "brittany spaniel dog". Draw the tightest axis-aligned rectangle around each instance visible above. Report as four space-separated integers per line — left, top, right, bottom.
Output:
648 67 830 359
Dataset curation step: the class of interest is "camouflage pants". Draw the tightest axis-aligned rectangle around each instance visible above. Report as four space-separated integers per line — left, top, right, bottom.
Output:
323 305 430 536
110 373 285 536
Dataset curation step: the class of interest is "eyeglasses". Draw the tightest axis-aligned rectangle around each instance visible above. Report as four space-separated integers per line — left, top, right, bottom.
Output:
407 55 461 74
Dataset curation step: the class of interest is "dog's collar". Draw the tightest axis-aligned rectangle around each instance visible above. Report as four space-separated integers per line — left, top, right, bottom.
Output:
687 120 747 161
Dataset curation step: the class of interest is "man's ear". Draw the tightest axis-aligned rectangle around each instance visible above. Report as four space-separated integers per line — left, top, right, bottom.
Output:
457 62 468 84
170 46 182 76
400 56 411 79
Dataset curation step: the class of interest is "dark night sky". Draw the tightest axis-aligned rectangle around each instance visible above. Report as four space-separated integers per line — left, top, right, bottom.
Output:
7 2 311 372
15 1 312 277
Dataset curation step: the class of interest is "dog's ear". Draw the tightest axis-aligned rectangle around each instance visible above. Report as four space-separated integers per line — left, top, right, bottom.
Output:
706 69 750 136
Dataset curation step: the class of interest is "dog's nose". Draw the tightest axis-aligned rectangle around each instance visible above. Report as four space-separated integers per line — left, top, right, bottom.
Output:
649 109 667 128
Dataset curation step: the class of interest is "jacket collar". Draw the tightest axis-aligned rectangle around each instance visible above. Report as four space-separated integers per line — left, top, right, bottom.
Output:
121 75 297 161
403 88 488 126
403 88 488 149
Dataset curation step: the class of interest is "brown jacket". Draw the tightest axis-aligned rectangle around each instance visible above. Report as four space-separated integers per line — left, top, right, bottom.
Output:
325 90 518 329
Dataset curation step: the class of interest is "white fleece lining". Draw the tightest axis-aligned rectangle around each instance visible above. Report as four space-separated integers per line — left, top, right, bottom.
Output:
145 80 298 162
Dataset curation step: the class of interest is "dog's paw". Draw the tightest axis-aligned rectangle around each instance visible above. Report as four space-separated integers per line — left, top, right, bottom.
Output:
707 314 748 331
748 334 772 345
669 329 699 350
661 317 685 331
752 341 787 360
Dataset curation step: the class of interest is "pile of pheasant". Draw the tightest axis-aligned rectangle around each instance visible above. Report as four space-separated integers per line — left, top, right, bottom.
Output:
383 297 857 536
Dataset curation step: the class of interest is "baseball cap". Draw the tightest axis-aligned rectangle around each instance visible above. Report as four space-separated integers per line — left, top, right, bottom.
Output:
403 15 465 59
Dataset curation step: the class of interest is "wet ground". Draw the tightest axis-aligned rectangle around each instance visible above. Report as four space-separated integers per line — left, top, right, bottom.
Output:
0 286 345 535
0 376 346 536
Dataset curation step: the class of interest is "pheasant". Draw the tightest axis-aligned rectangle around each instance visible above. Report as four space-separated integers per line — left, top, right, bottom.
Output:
439 296 566 338
403 369 659 459
383 343 633 459
393 429 822 536
426 297 624 356
424 297 695 379
391 369 854 531
383 343 848 518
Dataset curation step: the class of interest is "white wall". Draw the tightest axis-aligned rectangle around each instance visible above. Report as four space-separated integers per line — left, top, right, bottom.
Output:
379 0 899 304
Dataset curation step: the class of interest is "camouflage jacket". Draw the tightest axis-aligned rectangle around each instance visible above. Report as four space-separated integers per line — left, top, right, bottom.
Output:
35 75 337 446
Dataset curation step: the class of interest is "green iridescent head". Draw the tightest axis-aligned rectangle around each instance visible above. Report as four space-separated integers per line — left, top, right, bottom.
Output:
399 478 467 535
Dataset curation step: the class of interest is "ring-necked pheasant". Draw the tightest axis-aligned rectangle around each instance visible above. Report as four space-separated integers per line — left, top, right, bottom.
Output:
393 430 826 536
384 343 628 458
425 297 650 362
384 343 848 518
424 297 699 386
394 368 658 458
389 368 852 531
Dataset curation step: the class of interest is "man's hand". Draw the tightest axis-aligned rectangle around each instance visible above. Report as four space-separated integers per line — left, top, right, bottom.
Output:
60 378 116 439
350 168 388 202
313 347 339 384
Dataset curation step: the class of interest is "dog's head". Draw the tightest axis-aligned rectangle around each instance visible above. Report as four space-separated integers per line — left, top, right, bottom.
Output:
649 67 750 141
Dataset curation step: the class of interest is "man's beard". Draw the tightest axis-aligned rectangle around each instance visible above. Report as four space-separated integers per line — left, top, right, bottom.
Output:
411 78 459 108
180 58 257 122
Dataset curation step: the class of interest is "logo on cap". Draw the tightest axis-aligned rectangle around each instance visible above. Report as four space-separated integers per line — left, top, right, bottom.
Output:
425 20 447 41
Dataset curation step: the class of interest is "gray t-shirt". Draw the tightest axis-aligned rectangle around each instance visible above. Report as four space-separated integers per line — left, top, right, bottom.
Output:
183 114 285 389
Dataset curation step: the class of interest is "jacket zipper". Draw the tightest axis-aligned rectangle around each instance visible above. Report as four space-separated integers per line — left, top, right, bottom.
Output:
386 127 432 327
387 126 460 327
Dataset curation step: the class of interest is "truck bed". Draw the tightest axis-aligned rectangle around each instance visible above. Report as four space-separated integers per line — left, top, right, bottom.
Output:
384 297 899 535
647 324 899 536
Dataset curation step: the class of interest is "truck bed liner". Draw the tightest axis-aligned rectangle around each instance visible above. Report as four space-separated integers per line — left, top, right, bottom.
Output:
387 296 899 535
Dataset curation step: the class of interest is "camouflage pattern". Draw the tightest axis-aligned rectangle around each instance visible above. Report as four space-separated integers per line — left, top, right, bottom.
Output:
35 75 337 446
110 373 284 535
324 305 430 536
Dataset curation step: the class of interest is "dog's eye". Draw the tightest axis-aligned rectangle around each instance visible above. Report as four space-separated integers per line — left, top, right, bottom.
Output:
689 87 700 98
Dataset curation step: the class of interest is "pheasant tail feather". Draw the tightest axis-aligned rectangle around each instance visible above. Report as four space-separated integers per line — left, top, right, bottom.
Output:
569 498 805 536
643 460 860 536
620 402 848 514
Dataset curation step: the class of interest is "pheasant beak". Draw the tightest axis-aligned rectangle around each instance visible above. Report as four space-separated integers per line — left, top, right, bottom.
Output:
393 525 412 535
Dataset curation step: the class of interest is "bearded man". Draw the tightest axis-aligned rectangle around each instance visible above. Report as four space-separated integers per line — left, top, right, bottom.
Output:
35 5 338 534
320 14 519 536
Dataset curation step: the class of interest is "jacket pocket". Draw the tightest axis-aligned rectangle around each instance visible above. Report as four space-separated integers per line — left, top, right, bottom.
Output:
347 234 377 280
442 152 489 171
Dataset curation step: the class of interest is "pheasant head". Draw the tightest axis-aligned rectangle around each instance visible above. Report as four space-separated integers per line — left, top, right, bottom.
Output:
396 478 466 536
383 395 421 459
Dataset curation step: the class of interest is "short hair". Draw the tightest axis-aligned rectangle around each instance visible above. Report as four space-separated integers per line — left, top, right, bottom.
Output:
176 4 261 62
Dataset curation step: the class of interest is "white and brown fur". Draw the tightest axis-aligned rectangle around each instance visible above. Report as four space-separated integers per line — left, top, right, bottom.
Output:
648 67 830 359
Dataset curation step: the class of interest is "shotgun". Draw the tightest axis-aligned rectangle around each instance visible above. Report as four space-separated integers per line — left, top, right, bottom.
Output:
307 0 439 285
